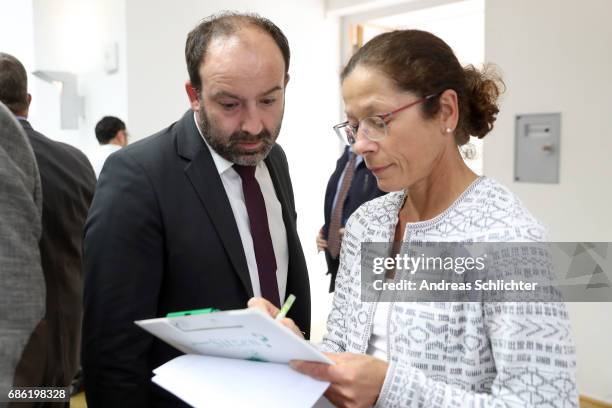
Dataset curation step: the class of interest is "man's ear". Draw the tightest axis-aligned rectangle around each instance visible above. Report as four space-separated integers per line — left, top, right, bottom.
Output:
26 93 32 110
284 73 290 88
119 130 128 146
185 82 200 112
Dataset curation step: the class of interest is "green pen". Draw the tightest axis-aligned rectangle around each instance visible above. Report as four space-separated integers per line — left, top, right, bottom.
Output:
275 294 296 320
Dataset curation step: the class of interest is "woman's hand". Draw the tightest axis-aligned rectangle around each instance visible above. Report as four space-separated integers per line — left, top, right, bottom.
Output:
247 297 304 339
290 352 388 408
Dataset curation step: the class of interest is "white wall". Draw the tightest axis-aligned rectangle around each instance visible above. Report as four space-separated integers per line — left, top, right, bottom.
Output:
0 0 35 70
485 0 612 401
124 0 342 340
30 0 128 158
327 0 430 16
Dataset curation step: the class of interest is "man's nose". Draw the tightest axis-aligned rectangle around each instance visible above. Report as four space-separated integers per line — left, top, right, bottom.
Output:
240 105 264 135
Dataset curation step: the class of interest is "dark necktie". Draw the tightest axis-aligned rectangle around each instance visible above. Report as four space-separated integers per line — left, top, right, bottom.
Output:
327 153 357 259
233 164 280 307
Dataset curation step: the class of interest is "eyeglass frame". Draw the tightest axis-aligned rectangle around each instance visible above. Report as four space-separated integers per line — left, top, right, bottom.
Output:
333 92 440 145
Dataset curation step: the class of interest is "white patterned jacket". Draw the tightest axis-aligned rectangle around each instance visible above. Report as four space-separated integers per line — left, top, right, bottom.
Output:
319 177 578 407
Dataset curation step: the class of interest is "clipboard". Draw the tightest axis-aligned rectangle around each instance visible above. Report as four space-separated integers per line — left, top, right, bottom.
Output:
135 308 332 364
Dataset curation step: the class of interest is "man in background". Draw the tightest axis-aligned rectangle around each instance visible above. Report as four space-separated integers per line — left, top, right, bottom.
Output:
91 115 128 178
83 13 310 407
318 146 384 292
0 52 96 402
0 101 45 398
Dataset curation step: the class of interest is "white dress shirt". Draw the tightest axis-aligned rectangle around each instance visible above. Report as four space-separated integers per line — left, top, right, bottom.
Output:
91 143 122 178
194 113 288 301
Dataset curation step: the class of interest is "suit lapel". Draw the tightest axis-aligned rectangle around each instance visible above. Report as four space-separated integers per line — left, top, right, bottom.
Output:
176 112 253 297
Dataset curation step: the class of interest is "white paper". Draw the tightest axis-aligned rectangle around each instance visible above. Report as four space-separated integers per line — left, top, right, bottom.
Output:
135 308 331 364
136 308 333 407
152 354 330 408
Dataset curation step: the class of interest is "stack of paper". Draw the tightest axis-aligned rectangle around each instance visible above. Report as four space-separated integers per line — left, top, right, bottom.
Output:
136 308 333 407
152 354 329 407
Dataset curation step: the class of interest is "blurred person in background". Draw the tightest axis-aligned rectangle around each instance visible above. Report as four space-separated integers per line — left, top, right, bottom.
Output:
91 115 128 178
318 145 383 292
0 52 96 404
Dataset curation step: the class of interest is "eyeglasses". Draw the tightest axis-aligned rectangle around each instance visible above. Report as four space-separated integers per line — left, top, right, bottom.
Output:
333 93 439 146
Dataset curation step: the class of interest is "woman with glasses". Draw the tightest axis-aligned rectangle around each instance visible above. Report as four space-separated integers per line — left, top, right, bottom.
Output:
250 29 577 407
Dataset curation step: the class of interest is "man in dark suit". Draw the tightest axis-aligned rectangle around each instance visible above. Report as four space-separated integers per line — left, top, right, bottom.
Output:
82 13 310 407
0 53 96 403
318 146 384 292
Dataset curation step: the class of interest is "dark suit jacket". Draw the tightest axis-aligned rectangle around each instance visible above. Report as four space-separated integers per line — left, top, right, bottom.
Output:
323 146 384 292
82 110 310 407
13 120 95 404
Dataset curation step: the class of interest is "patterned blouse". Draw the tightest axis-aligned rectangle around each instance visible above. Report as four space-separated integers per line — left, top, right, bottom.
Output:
319 176 578 407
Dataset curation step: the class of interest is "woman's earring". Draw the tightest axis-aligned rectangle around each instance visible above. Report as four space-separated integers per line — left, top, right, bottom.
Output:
445 127 453 134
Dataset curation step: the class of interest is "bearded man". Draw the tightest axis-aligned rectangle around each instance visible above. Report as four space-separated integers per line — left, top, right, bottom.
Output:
82 12 310 408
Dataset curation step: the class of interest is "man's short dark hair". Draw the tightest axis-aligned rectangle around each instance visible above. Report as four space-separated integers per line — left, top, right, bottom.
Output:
185 12 290 92
95 116 126 145
0 53 29 113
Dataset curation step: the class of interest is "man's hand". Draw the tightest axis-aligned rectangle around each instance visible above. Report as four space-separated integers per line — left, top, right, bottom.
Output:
316 228 328 253
290 352 388 408
247 297 304 339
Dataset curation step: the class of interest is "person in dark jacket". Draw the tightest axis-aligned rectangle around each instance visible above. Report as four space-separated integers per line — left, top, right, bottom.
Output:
318 146 384 292
82 13 310 407
0 53 96 405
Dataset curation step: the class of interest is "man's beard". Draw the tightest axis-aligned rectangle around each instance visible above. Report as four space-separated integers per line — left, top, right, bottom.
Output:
198 104 280 166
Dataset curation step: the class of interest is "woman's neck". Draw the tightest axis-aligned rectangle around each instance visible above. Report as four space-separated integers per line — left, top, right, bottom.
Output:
401 149 478 223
